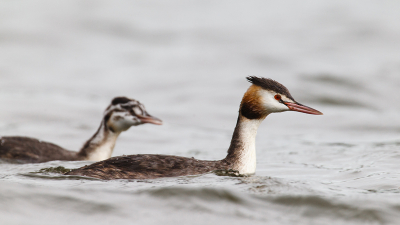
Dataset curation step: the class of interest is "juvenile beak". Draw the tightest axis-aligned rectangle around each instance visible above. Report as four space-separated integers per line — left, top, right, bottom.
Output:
137 114 163 125
284 102 323 115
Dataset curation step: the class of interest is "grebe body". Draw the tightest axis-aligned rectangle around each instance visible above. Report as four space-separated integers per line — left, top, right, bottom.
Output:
0 97 162 163
66 77 322 179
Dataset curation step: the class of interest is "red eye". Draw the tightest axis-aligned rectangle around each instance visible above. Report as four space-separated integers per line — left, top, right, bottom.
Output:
274 95 281 101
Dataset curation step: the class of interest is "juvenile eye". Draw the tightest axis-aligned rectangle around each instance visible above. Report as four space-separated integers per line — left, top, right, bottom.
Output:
274 95 281 101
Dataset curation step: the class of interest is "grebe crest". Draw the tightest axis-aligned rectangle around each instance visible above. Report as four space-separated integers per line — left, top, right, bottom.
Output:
241 76 322 119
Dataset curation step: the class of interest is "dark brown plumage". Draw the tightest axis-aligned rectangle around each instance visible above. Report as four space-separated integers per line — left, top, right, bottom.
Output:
66 155 230 180
0 137 78 163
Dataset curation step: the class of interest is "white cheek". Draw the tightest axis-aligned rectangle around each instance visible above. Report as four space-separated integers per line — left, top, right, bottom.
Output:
109 114 140 132
260 91 289 113
118 118 139 129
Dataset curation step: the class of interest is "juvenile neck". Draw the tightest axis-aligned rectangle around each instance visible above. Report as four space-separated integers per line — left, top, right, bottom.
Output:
224 114 265 174
77 121 121 161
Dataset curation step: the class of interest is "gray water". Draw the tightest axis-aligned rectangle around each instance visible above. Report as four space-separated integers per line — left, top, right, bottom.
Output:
1 0 400 224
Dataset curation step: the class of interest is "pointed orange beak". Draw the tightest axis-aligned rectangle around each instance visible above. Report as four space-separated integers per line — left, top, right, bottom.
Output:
284 102 323 115
137 115 163 125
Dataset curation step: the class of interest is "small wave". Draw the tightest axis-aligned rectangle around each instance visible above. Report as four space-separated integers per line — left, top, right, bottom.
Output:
300 74 374 109
309 142 356 147
138 187 395 224
302 74 364 90
310 96 369 108
262 195 388 224
139 187 245 204
372 141 400 147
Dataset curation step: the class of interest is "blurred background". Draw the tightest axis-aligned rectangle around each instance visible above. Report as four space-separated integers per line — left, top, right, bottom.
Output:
1 1 400 224
0 0 399 162
1 1 400 153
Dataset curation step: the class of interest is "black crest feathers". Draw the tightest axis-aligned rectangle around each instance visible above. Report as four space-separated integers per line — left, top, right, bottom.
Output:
246 76 294 101
111 97 132 105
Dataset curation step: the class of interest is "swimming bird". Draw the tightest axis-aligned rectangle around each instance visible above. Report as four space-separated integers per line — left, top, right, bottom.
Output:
0 97 162 163
65 77 322 179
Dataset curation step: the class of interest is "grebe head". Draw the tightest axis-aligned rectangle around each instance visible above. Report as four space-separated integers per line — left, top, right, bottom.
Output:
104 97 162 133
240 76 323 119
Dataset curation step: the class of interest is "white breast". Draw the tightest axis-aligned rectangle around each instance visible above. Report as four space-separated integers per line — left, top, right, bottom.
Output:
85 134 119 161
232 118 262 175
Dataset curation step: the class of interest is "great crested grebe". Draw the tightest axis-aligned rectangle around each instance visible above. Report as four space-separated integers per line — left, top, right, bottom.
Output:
0 97 162 163
66 77 322 179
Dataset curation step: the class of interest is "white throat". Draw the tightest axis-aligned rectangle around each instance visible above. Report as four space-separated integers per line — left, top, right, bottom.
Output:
80 123 121 161
226 116 263 175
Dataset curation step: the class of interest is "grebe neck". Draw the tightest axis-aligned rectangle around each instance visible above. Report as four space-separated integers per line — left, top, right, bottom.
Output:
224 114 265 175
77 121 120 161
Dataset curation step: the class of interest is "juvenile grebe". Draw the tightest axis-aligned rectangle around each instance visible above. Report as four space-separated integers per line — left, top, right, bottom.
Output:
66 77 322 179
0 97 162 163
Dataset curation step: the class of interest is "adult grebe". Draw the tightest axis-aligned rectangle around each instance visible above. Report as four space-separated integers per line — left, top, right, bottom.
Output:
0 97 162 163
66 77 322 179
